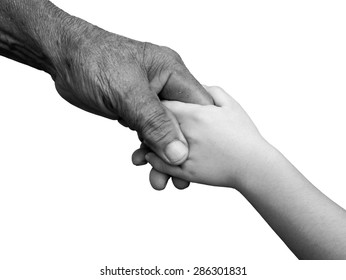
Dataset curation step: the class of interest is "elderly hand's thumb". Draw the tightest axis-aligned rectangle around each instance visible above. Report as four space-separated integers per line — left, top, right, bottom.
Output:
135 95 188 165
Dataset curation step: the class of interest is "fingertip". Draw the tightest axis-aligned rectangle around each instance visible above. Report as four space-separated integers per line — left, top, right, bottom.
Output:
205 85 232 107
172 177 190 190
132 149 148 166
149 168 170 191
164 140 188 165
209 85 225 91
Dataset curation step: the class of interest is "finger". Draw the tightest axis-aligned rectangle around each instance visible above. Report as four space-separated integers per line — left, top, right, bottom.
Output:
131 143 151 166
204 86 233 107
161 100 198 123
136 143 185 189
155 67 214 105
128 92 189 165
149 168 170 191
132 148 149 166
145 152 183 179
172 177 190 190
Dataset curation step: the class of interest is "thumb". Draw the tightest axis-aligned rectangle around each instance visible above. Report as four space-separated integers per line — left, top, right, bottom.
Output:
132 93 188 165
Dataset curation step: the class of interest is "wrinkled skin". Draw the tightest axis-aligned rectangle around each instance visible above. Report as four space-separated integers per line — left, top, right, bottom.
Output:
0 1 213 188
53 24 213 188
55 29 212 124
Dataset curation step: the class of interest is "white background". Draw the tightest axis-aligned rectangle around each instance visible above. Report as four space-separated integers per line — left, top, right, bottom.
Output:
1 0 346 279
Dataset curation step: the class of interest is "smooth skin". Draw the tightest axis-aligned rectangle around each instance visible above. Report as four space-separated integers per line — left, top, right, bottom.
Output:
142 86 346 260
0 0 213 171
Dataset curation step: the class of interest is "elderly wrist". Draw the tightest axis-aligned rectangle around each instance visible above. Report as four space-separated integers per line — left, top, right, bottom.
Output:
48 15 116 80
19 3 101 80
0 1 85 78
41 14 92 78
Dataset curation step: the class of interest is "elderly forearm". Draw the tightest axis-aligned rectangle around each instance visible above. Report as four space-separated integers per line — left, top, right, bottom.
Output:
0 0 88 77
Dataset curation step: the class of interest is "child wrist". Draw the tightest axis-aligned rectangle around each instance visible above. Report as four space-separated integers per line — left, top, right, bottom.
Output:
235 140 280 192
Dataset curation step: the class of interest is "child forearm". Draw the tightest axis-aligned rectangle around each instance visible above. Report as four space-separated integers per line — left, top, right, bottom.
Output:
238 145 346 260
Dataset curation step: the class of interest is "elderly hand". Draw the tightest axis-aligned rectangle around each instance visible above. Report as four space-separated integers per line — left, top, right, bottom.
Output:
53 22 212 165
0 1 212 167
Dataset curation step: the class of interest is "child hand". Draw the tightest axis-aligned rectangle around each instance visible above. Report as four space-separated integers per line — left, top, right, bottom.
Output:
145 86 272 190
144 87 346 260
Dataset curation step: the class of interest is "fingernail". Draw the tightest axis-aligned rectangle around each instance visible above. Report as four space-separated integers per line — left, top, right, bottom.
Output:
164 141 188 164
145 153 150 161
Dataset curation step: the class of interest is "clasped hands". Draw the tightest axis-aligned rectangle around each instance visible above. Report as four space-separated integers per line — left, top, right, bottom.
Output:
51 19 264 191
132 85 267 192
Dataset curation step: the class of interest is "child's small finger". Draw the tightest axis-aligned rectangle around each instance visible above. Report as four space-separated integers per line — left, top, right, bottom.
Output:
145 152 166 172
145 152 180 177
